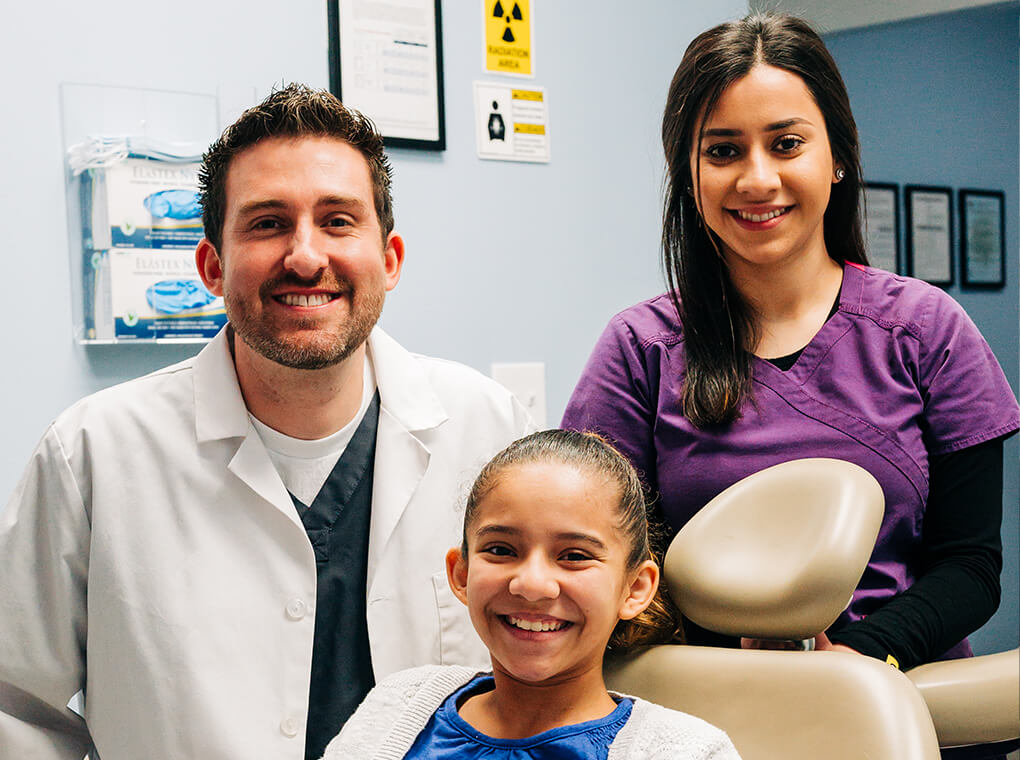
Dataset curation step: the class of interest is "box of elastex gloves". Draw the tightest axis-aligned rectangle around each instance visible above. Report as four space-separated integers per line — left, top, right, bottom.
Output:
90 248 226 340
86 157 204 250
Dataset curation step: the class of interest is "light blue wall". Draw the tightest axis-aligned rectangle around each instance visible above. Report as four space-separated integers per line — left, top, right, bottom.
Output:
5 0 1011 657
825 2 1020 655
0 0 745 495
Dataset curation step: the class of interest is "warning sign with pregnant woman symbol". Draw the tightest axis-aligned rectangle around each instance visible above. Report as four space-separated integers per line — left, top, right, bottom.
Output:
474 81 549 163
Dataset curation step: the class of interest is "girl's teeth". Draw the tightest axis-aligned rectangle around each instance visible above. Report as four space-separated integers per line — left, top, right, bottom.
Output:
508 616 566 632
738 207 787 222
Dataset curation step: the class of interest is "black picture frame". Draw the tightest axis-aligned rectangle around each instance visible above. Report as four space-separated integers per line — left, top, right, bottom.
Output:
328 0 446 151
863 182 900 274
905 185 954 286
959 189 1006 288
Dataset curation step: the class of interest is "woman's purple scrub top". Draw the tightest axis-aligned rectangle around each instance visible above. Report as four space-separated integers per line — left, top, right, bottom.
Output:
562 264 1019 656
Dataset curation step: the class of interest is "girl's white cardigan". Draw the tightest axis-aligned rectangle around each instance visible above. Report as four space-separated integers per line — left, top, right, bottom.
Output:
321 664 741 760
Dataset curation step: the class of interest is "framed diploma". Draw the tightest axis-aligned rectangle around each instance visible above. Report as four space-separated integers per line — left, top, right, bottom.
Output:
863 183 900 273
959 189 1005 288
328 0 446 151
905 186 953 286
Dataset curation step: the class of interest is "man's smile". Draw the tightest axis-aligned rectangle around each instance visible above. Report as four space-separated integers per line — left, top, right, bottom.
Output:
274 292 340 307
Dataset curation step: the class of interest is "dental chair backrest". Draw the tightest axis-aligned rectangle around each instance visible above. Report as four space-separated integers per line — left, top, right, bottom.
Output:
665 456 884 641
604 458 942 760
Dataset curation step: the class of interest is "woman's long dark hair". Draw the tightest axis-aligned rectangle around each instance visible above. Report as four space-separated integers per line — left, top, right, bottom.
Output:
662 12 868 427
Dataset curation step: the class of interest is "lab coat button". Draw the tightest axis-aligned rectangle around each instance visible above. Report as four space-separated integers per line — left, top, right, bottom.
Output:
280 716 300 737
285 598 307 620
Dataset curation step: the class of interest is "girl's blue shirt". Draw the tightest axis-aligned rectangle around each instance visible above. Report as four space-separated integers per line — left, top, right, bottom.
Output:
404 674 633 760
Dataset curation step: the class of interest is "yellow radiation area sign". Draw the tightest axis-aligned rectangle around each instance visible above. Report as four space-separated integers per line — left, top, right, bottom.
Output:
485 0 532 77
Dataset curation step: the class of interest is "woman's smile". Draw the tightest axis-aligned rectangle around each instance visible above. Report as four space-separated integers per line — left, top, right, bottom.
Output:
728 205 794 229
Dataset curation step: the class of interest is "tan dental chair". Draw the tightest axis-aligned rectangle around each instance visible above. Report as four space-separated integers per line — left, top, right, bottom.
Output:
605 458 1020 760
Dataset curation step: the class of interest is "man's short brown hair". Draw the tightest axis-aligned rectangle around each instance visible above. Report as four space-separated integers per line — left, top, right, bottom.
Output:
198 83 393 251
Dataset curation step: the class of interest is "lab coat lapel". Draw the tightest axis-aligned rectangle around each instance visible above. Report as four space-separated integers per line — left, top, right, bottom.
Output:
366 328 448 590
226 435 301 527
192 328 302 528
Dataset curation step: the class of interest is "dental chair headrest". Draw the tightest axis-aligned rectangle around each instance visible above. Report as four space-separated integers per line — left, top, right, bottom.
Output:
664 458 884 641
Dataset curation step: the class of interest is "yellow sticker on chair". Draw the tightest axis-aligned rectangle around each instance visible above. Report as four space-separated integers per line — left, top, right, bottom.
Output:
886 654 900 669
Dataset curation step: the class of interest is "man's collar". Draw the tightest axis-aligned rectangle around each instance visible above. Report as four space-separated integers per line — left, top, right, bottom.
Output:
192 325 450 442
367 327 448 432
193 327 252 442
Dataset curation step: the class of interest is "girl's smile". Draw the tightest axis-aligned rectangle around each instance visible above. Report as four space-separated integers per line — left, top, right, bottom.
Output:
501 614 572 634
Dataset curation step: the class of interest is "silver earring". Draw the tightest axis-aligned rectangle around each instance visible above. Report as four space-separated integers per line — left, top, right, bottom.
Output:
835 168 846 181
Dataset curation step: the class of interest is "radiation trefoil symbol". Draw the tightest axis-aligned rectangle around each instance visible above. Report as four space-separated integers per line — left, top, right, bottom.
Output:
493 1 524 42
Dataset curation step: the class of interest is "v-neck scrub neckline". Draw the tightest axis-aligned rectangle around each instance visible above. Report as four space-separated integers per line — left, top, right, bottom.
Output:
760 284 843 372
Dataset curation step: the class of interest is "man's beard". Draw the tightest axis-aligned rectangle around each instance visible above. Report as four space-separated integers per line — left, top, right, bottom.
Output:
225 273 384 370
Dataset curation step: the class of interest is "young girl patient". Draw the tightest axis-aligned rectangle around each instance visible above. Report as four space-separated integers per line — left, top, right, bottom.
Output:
322 429 741 759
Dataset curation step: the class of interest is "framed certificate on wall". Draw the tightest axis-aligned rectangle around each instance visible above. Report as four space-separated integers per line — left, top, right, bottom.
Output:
960 189 1005 288
863 183 900 273
328 0 446 150
905 185 953 286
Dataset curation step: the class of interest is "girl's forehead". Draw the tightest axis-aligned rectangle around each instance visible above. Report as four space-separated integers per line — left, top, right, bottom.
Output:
490 460 615 499
471 461 621 532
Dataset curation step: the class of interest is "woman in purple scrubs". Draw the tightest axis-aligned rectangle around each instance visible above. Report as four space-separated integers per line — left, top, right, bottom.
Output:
562 11 1018 689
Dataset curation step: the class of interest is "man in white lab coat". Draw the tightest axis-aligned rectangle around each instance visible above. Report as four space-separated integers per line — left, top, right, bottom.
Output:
0 84 532 760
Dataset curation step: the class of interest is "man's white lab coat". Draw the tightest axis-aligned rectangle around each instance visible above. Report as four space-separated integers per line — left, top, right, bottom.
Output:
0 327 532 759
